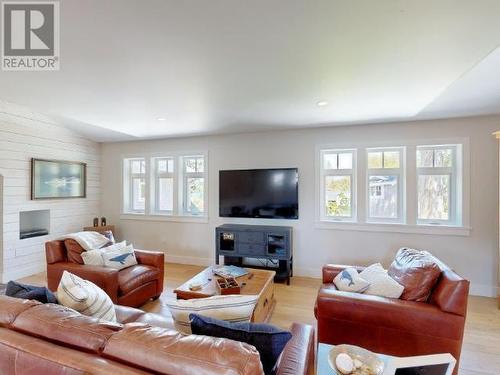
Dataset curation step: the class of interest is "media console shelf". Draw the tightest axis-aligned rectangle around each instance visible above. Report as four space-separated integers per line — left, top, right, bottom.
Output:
215 224 293 285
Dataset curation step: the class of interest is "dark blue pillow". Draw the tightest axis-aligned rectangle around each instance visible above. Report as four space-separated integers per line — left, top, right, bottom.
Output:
190 313 292 374
5 281 58 304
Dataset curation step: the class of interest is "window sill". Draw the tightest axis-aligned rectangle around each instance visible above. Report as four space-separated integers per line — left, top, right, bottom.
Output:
120 213 209 224
315 221 471 236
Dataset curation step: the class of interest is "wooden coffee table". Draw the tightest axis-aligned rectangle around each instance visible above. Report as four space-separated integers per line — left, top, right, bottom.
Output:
173 267 276 323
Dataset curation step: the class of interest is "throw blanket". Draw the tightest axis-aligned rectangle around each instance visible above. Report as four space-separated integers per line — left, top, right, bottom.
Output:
58 231 109 251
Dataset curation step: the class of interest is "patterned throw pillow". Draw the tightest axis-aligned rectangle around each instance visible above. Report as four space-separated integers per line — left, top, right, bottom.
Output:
81 241 127 266
57 271 116 322
333 268 370 293
359 263 404 299
102 244 138 270
166 294 259 334
190 314 292 374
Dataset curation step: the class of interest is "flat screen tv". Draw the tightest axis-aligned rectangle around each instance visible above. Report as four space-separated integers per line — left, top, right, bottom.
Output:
219 168 298 219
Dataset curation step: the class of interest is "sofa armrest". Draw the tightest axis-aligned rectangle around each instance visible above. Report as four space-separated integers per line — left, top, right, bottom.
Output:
134 250 164 296
275 323 315 375
134 250 164 269
47 262 119 303
322 264 365 284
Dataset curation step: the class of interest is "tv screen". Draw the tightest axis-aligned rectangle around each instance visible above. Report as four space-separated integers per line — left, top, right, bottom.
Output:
219 168 298 219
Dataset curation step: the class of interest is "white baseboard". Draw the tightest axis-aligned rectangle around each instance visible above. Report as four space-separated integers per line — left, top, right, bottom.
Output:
293 266 322 279
469 283 498 298
2 263 46 283
165 254 212 267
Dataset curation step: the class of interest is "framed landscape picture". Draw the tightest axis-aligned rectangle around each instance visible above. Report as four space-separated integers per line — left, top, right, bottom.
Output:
31 159 87 200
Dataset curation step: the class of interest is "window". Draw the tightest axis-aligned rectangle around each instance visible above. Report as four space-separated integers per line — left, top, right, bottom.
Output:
123 153 207 218
123 158 146 213
153 157 174 213
366 147 405 223
317 140 467 234
320 149 356 221
182 156 205 215
417 145 461 225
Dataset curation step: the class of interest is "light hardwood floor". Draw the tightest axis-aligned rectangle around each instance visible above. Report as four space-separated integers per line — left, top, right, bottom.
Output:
20 263 500 375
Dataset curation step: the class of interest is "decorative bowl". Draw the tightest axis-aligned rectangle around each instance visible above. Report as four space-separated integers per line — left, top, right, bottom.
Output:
328 345 384 375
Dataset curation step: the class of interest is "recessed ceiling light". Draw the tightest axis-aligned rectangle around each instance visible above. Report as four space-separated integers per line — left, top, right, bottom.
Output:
157 117 166 121
317 101 328 107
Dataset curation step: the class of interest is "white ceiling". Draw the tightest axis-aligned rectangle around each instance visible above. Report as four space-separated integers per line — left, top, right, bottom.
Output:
1 0 500 142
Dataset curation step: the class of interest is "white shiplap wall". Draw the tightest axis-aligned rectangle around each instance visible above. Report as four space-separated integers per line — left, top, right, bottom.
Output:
0 101 101 282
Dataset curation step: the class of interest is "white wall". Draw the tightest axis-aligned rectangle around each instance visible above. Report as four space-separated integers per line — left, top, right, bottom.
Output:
0 101 101 282
101 116 500 297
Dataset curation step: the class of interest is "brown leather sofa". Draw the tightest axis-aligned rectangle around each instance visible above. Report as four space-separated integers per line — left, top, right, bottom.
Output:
0 295 315 375
315 258 469 375
46 240 164 307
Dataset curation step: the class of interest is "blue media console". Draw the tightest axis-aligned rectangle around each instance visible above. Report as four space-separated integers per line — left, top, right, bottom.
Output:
215 224 293 285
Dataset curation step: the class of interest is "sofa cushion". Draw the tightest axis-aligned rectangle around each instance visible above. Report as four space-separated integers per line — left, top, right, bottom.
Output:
190 313 292 374
0 295 40 328
166 294 259 334
11 303 122 354
57 271 117 322
388 248 442 302
333 268 370 293
5 281 58 304
103 244 138 270
118 265 159 295
102 323 264 375
81 241 127 266
64 239 85 264
359 263 404 299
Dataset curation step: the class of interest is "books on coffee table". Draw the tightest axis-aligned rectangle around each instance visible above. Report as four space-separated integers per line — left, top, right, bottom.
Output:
214 265 248 279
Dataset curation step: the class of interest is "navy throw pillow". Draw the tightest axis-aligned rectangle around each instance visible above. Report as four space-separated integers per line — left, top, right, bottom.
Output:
190 313 292 374
5 281 58 304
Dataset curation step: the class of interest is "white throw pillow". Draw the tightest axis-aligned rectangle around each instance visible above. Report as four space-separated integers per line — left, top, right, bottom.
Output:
81 241 127 266
102 244 138 270
166 295 259 334
359 263 404 299
57 271 116 322
333 268 370 293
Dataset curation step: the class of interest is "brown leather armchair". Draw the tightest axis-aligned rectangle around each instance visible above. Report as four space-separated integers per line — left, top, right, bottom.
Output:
315 260 469 375
46 240 164 307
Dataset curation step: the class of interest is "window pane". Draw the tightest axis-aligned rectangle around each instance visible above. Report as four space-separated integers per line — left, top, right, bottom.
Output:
435 149 452 167
158 159 168 173
418 175 450 220
325 176 351 217
417 149 433 168
167 159 174 172
369 175 398 218
158 177 173 211
196 158 204 172
323 153 337 169
132 177 145 211
131 160 145 174
368 152 382 169
338 153 352 170
185 157 203 173
383 151 400 168
186 177 204 214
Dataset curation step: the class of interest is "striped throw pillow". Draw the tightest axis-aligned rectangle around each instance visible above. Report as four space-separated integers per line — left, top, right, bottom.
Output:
166 295 259 334
57 271 117 322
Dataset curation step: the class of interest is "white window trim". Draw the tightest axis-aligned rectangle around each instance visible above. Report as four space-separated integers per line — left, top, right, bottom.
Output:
123 158 146 214
121 151 208 220
366 147 406 224
416 144 461 227
318 148 357 223
315 138 470 236
180 155 208 217
151 157 175 215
